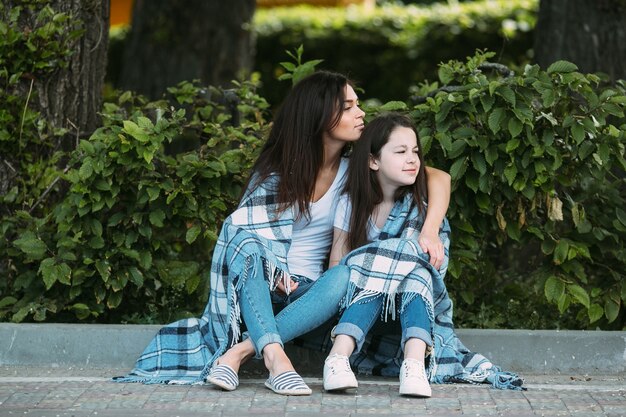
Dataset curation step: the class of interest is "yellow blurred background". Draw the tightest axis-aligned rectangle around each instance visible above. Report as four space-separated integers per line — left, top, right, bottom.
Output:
110 0 374 27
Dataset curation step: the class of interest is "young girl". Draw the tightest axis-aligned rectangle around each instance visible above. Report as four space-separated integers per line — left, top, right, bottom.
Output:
118 73 452 395
324 113 436 396
322 113 524 396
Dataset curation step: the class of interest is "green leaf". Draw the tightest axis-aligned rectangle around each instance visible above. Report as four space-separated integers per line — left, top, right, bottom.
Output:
107 212 125 227
96 260 111 282
488 108 505 134
504 164 517 185
78 159 94 180
497 86 516 106
38 258 71 290
123 120 150 142
567 284 590 308
107 291 123 309
280 61 296 71
571 123 585 144
128 267 144 287
0 296 18 308
471 153 487 175
588 303 603 323
139 251 152 270
186 225 202 244
553 240 569 265
557 292 570 314
505 138 521 153
547 60 579 74
604 298 620 323
616 208 626 226
71 303 91 320
89 236 105 249
449 157 467 180
149 209 165 227
578 141 594 160
137 116 154 130
379 101 407 111
508 118 523 138
480 94 495 112
438 66 454 84
544 276 564 302
13 232 47 259
79 139 95 154
448 140 467 159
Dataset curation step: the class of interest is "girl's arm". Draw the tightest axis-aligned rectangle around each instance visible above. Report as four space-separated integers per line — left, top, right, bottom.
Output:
328 227 350 269
421 166 451 269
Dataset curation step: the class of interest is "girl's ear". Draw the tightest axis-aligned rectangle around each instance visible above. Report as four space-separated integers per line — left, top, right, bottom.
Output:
369 154 379 171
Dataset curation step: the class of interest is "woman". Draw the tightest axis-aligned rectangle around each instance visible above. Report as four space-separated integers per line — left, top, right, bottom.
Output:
322 113 524 395
117 72 451 395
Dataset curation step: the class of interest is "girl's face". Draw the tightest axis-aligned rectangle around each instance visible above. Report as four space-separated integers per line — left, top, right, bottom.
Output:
369 126 420 190
325 85 365 144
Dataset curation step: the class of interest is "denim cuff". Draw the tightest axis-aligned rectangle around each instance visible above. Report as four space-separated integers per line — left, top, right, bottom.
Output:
402 326 433 349
253 332 283 359
333 322 366 353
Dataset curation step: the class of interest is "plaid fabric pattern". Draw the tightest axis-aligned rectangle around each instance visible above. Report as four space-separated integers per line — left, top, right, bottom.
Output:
309 194 524 390
115 175 294 384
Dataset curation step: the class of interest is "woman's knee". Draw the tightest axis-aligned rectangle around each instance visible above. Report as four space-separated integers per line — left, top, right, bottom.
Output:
321 265 351 300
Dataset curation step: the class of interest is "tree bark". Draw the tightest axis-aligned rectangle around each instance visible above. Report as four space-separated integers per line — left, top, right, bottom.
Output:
18 0 109 139
534 0 626 81
1 0 109 197
119 0 256 99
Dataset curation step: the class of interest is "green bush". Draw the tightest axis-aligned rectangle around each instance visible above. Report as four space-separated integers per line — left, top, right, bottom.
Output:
1 1 81 320
254 0 536 104
398 51 626 329
4 1 625 329
3 79 269 323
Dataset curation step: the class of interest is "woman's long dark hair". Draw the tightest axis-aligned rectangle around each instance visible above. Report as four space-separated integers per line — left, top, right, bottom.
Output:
345 113 428 251
245 71 352 219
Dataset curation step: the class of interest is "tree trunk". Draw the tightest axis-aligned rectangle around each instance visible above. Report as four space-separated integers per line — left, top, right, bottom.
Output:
534 0 626 81
18 0 109 140
1 0 109 197
119 0 256 99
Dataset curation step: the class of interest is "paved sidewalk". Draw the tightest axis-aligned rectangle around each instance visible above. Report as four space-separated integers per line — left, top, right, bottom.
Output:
0 367 624 416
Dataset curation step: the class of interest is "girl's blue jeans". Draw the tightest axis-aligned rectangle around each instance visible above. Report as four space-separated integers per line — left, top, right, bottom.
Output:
334 293 432 353
238 258 350 358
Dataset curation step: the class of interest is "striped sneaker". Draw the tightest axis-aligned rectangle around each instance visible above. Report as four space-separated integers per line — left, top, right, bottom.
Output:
207 363 239 391
264 371 312 396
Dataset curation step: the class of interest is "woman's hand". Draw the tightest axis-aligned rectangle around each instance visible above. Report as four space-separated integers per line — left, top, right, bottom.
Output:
418 231 444 270
275 278 299 296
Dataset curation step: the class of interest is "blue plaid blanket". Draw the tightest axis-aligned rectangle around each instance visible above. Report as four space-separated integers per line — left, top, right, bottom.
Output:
315 194 524 390
116 179 523 390
115 174 294 384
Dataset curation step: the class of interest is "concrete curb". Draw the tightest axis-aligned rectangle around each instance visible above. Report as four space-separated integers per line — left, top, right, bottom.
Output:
1 324 624 374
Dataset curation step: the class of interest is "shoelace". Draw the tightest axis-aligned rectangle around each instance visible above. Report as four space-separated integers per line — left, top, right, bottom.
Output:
403 360 426 381
328 354 351 375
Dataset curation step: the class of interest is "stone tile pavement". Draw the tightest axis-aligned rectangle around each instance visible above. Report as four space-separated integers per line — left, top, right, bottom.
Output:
0 367 624 417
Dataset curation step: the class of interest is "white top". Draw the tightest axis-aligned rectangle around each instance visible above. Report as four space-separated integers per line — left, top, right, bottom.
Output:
287 158 349 280
333 194 381 241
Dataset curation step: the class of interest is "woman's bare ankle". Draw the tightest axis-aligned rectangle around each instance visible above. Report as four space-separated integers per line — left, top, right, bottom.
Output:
218 340 255 372
262 344 295 376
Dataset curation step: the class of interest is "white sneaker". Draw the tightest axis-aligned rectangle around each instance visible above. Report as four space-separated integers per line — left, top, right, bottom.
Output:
399 358 431 397
323 353 358 391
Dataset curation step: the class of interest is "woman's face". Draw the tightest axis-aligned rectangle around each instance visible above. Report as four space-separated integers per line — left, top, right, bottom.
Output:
370 126 420 189
325 85 365 144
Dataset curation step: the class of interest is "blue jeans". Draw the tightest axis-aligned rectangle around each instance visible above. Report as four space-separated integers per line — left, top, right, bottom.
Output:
239 259 350 357
334 293 432 353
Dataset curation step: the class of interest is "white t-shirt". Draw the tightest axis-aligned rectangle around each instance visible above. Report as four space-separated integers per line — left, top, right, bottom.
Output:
287 158 349 280
333 194 381 241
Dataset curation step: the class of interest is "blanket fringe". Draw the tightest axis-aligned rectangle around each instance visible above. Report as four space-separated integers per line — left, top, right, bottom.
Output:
112 375 204 385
